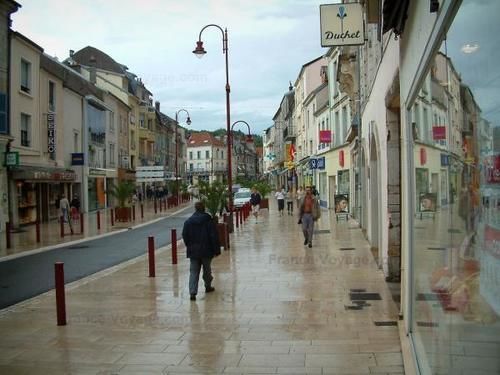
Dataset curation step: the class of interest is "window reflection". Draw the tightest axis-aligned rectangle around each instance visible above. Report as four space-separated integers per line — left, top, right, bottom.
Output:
411 1 499 374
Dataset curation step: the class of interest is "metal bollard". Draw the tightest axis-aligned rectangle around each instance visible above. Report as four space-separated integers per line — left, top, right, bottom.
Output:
60 216 64 238
36 220 41 243
80 213 84 234
110 208 114 226
154 199 157 214
97 210 101 230
148 236 155 277
5 222 11 249
141 204 144 219
171 229 177 265
239 208 243 225
132 205 136 221
54 262 67 326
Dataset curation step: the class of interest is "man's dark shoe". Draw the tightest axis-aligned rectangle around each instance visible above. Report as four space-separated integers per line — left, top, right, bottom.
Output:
308 243 312 248
205 286 215 293
304 239 308 245
190 294 196 301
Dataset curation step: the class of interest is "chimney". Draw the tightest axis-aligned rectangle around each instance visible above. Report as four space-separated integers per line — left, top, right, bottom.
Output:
69 49 74 57
155 101 160 112
89 55 97 84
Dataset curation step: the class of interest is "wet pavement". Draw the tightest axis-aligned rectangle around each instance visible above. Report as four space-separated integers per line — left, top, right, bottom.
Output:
0 199 403 374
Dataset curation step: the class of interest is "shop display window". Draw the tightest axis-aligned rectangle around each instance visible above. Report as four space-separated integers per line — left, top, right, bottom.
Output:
410 1 500 373
17 182 37 225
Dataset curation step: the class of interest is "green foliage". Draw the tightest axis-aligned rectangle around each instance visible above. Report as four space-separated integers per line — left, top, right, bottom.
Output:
167 181 178 195
253 181 272 198
107 180 135 208
180 182 189 194
192 180 228 218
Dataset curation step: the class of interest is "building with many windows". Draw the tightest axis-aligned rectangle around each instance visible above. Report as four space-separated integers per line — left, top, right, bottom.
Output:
0 0 20 233
186 132 226 185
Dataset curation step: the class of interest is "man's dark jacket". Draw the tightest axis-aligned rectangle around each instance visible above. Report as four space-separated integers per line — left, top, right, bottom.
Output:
250 192 261 206
182 211 221 259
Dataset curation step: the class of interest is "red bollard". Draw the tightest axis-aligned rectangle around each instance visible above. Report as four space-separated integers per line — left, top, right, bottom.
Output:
5 222 11 249
132 205 136 221
235 210 239 228
110 208 114 226
54 262 67 326
148 236 155 277
141 204 144 219
97 210 101 230
60 216 64 238
80 213 84 234
36 220 41 243
171 228 177 265
239 208 243 225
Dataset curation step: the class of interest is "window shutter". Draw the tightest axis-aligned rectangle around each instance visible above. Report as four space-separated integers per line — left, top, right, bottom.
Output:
0 93 7 134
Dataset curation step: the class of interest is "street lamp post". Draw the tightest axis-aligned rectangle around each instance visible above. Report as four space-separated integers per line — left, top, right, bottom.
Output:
231 120 254 182
174 109 191 205
193 24 234 229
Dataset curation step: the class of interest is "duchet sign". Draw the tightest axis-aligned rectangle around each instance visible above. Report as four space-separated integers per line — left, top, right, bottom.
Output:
320 3 365 47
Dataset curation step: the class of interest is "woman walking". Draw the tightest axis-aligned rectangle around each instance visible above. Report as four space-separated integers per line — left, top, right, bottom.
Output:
275 186 286 216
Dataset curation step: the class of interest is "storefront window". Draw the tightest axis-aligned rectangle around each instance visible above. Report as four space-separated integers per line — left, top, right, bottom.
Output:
88 177 106 211
17 182 36 225
410 1 500 374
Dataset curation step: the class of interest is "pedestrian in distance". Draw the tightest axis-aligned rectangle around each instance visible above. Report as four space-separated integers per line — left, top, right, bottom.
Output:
182 201 221 301
70 195 81 221
275 186 286 216
296 186 305 210
250 186 261 223
286 188 295 215
59 194 70 223
298 186 321 248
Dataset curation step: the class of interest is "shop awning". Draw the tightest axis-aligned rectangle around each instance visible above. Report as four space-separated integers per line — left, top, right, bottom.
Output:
10 165 76 182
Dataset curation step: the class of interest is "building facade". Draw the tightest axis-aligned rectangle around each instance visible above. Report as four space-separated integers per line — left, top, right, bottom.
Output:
0 0 20 232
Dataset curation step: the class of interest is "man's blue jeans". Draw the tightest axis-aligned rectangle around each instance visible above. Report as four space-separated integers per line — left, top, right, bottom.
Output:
189 257 213 295
301 213 314 244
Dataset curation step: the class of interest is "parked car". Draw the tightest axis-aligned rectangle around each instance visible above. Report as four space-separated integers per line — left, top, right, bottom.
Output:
233 190 251 208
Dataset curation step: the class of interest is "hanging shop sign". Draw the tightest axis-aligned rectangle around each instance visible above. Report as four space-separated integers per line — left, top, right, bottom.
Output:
319 130 332 143
4 151 19 166
47 112 56 160
420 148 427 166
432 126 446 140
320 3 365 47
310 157 326 170
339 150 345 167
71 153 84 166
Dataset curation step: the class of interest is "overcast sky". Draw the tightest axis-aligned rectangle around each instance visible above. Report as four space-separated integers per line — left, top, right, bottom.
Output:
446 0 500 129
13 0 327 135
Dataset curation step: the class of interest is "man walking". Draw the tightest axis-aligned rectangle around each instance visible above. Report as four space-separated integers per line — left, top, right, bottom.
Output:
250 187 261 223
182 201 220 301
59 194 70 222
298 187 320 248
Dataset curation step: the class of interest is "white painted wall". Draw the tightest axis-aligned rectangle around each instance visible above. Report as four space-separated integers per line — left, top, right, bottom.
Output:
361 37 400 275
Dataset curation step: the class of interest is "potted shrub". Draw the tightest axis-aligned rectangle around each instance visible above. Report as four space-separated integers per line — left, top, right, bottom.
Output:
253 181 272 209
192 180 227 219
192 180 229 249
107 180 135 222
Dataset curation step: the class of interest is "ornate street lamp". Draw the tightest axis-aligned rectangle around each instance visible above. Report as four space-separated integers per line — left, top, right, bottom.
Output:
174 109 191 205
193 24 234 230
231 120 253 182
